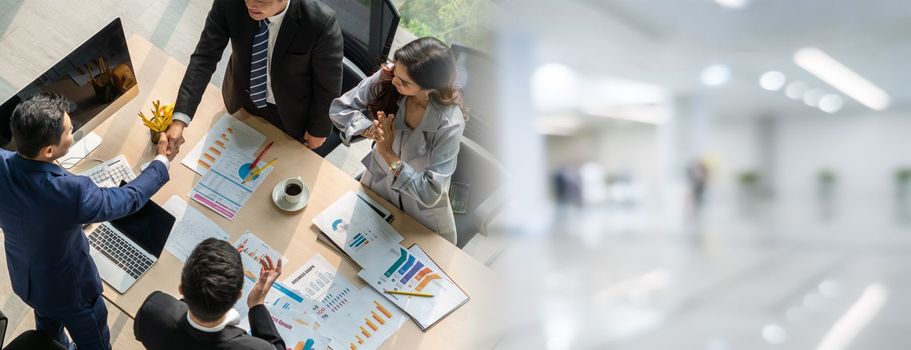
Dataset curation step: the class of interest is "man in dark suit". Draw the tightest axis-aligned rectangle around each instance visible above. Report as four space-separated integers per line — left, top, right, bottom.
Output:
134 238 285 350
0 93 174 350
166 0 344 158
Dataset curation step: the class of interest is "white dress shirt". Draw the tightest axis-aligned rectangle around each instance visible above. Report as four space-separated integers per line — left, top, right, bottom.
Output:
186 308 240 333
264 1 289 105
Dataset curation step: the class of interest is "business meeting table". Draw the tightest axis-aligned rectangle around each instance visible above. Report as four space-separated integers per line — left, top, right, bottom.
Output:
70 35 508 349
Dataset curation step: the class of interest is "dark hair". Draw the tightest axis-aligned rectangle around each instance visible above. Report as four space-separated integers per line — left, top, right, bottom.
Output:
10 93 69 158
368 37 467 119
181 238 244 322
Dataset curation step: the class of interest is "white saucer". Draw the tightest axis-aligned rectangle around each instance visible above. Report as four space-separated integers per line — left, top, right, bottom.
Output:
272 178 310 212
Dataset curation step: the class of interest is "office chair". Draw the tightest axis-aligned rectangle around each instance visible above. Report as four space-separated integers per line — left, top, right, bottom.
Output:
451 137 508 248
0 310 67 350
342 57 368 95
451 44 498 154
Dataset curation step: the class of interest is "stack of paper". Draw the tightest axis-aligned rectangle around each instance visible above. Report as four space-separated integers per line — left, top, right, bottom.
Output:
357 246 469 330
231 232 405 350
312 193 470 331
312 192 403 267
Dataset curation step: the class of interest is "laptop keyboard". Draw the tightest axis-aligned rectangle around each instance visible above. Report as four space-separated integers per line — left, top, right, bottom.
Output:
88 225 153 279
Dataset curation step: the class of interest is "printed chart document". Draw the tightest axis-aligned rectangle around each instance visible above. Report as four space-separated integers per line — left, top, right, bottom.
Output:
312 192 404 267
234 231 287 266
235 253 308 332
181 114 267 176
190 147 273 220
285 254 406 350
268 308 331 350
358 245 470 330
161 195 230 262
232 232 301 331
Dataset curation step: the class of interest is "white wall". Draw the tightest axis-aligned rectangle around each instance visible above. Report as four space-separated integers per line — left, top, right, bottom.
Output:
774 110 911 203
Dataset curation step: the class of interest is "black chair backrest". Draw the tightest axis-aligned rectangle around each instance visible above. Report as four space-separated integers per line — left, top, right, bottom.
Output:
0 310 7 347
451 44 497 155
451 137 508 247
342 57 369 94
320 0 400 75
4 330 67 350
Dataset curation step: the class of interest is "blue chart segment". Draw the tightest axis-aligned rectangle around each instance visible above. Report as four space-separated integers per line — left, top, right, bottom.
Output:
332 218 345 232
400 261 424 285
384 248 408 277
348 233 369 248
320 285 352 312
237 162 260 181
397 255 415 275
346 229 381 252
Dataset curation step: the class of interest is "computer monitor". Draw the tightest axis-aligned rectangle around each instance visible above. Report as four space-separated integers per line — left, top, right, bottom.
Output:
0 17 137 163
321 0 400 75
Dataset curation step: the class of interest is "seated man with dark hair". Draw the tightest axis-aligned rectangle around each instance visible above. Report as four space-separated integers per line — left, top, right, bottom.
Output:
134 238 285 350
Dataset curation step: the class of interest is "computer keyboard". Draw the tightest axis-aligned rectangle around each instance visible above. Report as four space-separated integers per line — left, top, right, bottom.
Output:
88 225 153 279
80 155 136 188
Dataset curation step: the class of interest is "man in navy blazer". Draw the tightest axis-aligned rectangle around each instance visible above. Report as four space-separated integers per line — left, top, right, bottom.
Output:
0 93 174 350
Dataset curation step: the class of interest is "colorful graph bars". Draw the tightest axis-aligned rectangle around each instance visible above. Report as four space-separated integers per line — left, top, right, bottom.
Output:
347 233 369 248
382 248 443 292
348 300 397 350
197 127 233 170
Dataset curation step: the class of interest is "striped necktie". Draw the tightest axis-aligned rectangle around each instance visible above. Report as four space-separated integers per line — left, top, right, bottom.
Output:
250 18 270 108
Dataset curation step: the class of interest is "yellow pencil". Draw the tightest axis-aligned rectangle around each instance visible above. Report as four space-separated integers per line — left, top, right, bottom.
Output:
384 290 434 298
241 158 278 184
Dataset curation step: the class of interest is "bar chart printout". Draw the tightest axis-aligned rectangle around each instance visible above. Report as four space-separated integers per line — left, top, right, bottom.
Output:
285 254 406 350
357 245 470 330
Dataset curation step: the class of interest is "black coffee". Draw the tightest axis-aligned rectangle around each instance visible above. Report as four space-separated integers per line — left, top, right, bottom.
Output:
285 183 302 196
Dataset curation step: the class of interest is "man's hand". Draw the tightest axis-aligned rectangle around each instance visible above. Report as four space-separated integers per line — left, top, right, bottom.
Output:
156 132 176 161
247 255 283 308
302 131 326 150
164 120 187 158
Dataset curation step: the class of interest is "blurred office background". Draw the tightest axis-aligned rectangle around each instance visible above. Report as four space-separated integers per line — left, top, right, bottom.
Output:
489 0 911 349
2 0 911 349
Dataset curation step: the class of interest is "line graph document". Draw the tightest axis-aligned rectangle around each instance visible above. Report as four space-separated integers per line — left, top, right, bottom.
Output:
161 195 231 262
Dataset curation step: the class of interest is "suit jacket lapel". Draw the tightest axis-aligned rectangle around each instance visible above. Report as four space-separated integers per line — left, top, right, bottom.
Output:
272 0 301 67
399 99 444 161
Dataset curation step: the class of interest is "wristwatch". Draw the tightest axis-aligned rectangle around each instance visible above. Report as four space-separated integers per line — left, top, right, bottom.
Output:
390 159 403 174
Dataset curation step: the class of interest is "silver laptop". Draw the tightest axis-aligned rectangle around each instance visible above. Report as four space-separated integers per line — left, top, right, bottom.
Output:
86 195 175 293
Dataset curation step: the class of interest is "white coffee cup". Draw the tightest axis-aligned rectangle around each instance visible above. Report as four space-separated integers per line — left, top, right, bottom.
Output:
282 177 306 204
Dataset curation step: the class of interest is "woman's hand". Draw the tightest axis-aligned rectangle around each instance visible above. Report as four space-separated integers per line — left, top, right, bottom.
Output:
375 111 396 154
363 119 382 142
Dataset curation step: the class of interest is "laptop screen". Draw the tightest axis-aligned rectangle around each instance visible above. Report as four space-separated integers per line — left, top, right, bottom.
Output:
109 193 176 257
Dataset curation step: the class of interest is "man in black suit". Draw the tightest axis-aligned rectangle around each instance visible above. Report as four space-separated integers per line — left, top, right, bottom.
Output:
166 0 344 157
134 238 285 350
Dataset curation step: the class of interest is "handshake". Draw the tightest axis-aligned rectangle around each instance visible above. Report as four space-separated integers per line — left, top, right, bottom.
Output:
155 120 187 161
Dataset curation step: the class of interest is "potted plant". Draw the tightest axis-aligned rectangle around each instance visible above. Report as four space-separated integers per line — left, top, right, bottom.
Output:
137 100 174 144
897 168 911 199
817 170 836 198
816 169 837 219
736 170 761 215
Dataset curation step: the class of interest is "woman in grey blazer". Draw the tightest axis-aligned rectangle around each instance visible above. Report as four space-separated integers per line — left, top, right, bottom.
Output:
329 37 466 244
